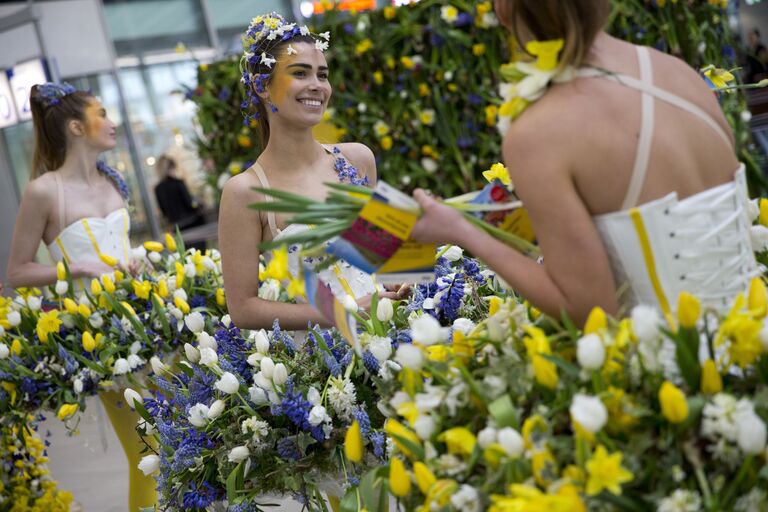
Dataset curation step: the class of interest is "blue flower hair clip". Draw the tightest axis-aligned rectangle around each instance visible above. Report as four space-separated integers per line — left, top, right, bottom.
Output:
36 82 78 108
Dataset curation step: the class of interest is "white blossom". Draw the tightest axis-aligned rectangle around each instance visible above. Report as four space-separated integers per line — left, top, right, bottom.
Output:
576 334 605 370
248 385 269 405
413 415 437 439
452 317 475 336
7 311 21 327
228 445 250 463
184 312 205 333
188 403 210 427
570 394 608 433
395 344 423 370
253 330 270 353
308 405 329 427
450 485 480 512
123 388 142 409
113 358 130 375
55 280 68 295
442 245 463 262
27 296 42 311
368 336 393 362
184 343 200 363
199 347 219 367
150 356 168 375
137 455 160 476
215 372 240 394
477 427 497 449
497 428 524 457
750 225 768 252
0 343 8 359
409 315 443 345
272 363 288 386
208 399 226 420
197 331 217 350
376 298 394 322
657 489 702 512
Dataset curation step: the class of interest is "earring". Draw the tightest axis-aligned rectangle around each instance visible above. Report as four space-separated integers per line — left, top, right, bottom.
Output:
266 99 278 113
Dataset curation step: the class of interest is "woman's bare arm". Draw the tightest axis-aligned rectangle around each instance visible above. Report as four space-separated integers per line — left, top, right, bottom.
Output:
219 174 330 330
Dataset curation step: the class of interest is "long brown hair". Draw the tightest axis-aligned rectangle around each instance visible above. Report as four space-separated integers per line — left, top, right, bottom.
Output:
498 0 611 69
245 35 317 148
30 85 93 178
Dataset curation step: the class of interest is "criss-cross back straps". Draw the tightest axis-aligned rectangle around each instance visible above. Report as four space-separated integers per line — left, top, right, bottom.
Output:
578 46 733 208
250 162 280 238
53 171 67 235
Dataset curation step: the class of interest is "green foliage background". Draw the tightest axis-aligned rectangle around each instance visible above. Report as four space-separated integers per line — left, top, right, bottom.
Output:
187 0 764 200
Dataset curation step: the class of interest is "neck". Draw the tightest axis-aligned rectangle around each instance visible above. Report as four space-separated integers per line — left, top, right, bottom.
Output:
582 31 618 68
56 144 103 185
259 122 325 171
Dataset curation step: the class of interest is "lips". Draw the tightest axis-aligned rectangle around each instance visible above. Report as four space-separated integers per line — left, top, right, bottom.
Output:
298 99 322 107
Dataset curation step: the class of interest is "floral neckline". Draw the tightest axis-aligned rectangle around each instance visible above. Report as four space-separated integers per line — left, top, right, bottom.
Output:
329 146 369 187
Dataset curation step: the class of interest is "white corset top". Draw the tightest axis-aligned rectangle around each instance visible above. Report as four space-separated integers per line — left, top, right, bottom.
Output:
593 165 758 315
48 208 131 270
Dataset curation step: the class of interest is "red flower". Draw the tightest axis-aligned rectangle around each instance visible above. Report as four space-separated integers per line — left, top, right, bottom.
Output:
490 185 506 202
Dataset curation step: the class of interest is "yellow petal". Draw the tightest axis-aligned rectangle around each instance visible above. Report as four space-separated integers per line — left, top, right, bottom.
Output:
389 458 411 497
344 420 363 462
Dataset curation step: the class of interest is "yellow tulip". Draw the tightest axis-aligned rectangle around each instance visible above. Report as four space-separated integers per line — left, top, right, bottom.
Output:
659 381 689 424
56 261 67 281
216 288 226 307
532 355 559 389
438 427 476 456
384 419 421 459
389 457 411 497
174 296 190 314
143 241 164 252
175 262 185 288
413 461 436 495
344 420 363 462
132 280 151 300
10 339 22 356
91 279 102 296
99 253 118 267
57 403 78 421
164 233 177 252
82 331 97 352
77 303 91 318
101 275 115 294
748 278 767 317
95 332 104 348
759 198 768 226
114 269 124 282
63 298 78 315
120 301 137 318
701 359 722 394
583 307 607 335
158 279 169 298
677 292 700 329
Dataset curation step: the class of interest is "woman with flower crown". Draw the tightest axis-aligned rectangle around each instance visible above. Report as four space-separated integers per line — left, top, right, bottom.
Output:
5 84 156 509
220 12 396 332
412 0 757 327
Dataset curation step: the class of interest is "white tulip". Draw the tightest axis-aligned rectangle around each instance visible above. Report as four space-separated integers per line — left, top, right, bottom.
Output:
477 427 497 449
89 313 104 329
422 298 435 310
197 331 217 350
207 399 226 420
343 295 358 313
188 403 210 427
249 385 269 405
413 415 437 440
737 410 767 454
130 341 142 355
452 317 475 336
127 354 143 369
148 251 162 263
55 280 69 295
221 314 232 327
0 343 8 359
131 246 147 260
409 315 443 346
203 256 216 270
272 363 288 386
138 418 156 435
631 305 661 343
570 394 608 434
442 245 463 262
184 343 200 363
137 454 160 476
150 356 168 375
27 296 42 311
247 352 263 366
253 372 273 391
576 334 605 370
308 405 328 427
199 347 219 367
123 388 143 409
258 280 281 301
228 445 250 463
307 387 321 406
497 427 525 457
113 358 130 375
73 378 83 394
750 225 768 252
369 336 393 363
260 357 275 379
253 330 271 353
184 263 196 278
395 344 424 370
184 312 205 333
7 311 21 327
376 298 394 322
215 372 240 394
173 288 188 302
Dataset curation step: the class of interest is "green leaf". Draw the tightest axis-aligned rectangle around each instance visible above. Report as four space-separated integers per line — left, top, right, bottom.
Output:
226 461 245 502
488 394 519 429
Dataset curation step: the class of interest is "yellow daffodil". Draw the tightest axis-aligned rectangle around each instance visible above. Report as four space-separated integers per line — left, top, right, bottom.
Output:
237 134 252 148
423 479 458 509
703 66 735 91
677 291 700 329
383 6 396 19
82 331 97 353
132 280 151 300
389 457 411 497
373 120 390 137
286 277 305 299
485 105 499 127
373 71 383 85
419 109 435 126
524 326 558 389
56 261 67 281
701 359 722 394
585 445 634 495
583 306 607 335
396 401 419 425
10 339 22 356
355 38 373 55
385 419 421 459
418 83 430 96
659 381 689 423
748 278 767 317
36 310 62 343
527 39 564 71
381 136 393 151
482 163 510 186
164 233 177 252
413 461 436 494
216 288 226 307
473 43 486 56
344 420 363 463
114 269 124 281
489 483 586 512
438 427 476 456
452 330 474 363
400 56 415 69
264 246 290 281
57 403 78 421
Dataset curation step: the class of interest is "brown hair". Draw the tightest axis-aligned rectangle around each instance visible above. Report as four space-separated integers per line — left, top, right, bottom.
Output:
30 85 93 178
246 35 318 148
156 154 177 178
499 0 611 69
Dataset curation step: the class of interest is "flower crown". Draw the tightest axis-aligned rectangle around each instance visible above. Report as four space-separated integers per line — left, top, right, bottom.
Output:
35 82 78 108
239 12 330 124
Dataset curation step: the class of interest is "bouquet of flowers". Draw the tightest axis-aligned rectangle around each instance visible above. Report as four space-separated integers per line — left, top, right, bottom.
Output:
0 235 226 428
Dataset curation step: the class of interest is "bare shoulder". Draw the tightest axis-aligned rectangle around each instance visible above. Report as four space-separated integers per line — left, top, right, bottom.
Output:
221 169 261 203
335 142 377 182
23 173 56 205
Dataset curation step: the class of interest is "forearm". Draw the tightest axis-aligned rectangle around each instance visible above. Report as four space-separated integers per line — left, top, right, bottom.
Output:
455 224 594 324
229 296 332 331
7 262 60 289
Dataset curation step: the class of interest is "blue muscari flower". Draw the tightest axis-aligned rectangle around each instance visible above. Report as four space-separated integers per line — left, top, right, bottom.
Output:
189 294 207 308
277 437 301 460
343 23 354 34
340 351 353 368
407 285 426 312
353 408 371 437
348 476 360 486
454 12 473 27
229 503 261 512
324 353 342 377
97 160 130 201
468 93 483 105
0 388 7 403
362 351 379 374
182 480 222 510
218 87 231 101
215 324 251 379
437 274 465 323
457 135 475 149
187 368 216 406
371 431 385 459
57 345 78 375
463 258 484 283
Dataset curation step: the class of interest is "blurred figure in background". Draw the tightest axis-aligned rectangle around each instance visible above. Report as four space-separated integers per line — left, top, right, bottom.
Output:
153 154 206 250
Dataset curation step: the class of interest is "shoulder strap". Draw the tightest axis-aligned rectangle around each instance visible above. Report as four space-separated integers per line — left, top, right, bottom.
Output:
53 172 66 234
250 161 280 237
622 46 655 210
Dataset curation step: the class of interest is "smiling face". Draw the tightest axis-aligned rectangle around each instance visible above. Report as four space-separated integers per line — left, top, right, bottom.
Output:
81 98 117 151
264 41 331 127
